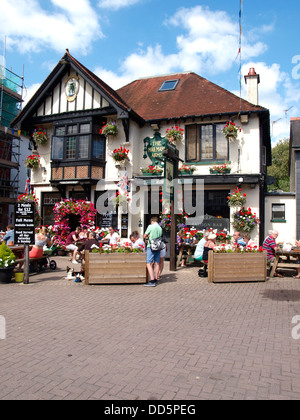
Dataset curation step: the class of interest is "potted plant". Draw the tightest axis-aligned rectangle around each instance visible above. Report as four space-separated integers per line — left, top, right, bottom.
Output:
111 146 130 165
24 154 40 169
227 187 247 208
33 127 48 145
0 242 16 283
165 126 184 144
100 121 118 137
178 164 196 175
222 121 241 141
215 229 232 244
140 165 163 176
209 164 231 175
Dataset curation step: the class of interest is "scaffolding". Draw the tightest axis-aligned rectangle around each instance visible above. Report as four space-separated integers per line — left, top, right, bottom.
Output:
0 63 24 229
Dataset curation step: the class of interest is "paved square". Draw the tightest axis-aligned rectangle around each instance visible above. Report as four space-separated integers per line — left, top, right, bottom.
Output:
0 257 300 400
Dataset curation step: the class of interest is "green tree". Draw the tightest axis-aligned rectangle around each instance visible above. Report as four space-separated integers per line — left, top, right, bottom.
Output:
267 138 290 192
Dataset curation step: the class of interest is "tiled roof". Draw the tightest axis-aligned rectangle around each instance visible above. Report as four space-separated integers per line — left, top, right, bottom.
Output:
116 72 267 122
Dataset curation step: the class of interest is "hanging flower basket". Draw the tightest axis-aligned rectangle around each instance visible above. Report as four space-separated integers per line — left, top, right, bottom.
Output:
222 121 241 141
111 146 130 164
33 128 48 145
227 187 247 207
24 154 40 169
109 191 131 206
232 207 260 233
209 164 231 175
100 121 118 137
165 126 184 144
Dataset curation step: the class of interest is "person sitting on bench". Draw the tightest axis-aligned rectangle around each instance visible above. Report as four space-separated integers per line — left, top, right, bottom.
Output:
29 227 53 259
18 227 52 270
3 224 14 246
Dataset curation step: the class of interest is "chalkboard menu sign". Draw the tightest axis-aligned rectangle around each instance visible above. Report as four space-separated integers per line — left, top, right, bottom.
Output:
15 202 35 244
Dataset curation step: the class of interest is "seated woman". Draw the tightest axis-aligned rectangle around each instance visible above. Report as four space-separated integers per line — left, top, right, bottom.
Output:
203 233 217 264
194 231 209 261
199 233 216 277
241 232 257 248
29 227 52 259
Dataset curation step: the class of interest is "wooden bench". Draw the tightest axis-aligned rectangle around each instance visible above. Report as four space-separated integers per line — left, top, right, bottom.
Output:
15 257 46 272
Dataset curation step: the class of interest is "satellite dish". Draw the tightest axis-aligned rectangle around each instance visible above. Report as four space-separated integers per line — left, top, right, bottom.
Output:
267 176 275 186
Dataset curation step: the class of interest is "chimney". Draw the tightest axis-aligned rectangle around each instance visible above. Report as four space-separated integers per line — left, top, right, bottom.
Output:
244 68 260 105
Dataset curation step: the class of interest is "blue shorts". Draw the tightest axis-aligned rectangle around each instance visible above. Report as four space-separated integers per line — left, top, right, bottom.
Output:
146 247 161 264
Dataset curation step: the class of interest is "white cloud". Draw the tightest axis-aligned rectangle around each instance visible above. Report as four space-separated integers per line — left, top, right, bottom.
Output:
166 6 267 75
94 5 269 89
0 0 103 55
22 83 41 107
98 0 142 10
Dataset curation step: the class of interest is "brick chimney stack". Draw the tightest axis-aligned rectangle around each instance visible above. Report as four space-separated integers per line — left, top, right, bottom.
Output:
244 68 260 105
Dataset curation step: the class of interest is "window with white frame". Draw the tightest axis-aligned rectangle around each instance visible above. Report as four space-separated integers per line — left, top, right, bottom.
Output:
271 203 286 221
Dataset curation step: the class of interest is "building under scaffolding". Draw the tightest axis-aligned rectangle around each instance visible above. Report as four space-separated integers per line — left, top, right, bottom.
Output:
0 63 24 230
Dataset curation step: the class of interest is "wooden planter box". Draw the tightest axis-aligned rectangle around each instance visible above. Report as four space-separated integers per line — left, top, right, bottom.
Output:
208 251 267 283
84 251 147 285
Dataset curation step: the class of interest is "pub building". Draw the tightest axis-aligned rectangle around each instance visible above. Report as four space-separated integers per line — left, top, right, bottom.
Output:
12 50 271 244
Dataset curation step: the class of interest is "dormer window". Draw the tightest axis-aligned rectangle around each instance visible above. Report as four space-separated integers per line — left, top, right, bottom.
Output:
159 79 179 92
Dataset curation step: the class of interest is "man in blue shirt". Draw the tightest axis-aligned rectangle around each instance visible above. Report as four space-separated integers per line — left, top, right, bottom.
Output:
3 224 14 245
232 231 246 247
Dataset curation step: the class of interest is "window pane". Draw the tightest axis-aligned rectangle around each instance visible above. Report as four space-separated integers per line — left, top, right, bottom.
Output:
186 125 198 161
80 123 90 133
93 137 105 159
272 204 285 220
55 126 65 136
66 136 76 159
78 135 89 159
201 125 213 160
52 136 64 159
215 125 228 160
67 125 77 134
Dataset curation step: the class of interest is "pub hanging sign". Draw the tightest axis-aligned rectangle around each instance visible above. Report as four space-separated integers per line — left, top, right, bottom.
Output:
143 132 168 167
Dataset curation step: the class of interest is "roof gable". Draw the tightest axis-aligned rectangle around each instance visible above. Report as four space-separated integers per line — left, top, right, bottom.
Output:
12 50 131 129
116 72 268 121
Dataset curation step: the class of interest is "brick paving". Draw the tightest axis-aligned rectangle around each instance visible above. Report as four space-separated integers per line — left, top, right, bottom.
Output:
0 256 300 400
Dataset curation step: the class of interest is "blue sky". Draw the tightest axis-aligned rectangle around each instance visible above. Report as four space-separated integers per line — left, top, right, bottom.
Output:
1 0 300 144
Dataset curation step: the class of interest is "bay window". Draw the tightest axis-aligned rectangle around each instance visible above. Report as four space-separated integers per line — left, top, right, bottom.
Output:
51 119 105 161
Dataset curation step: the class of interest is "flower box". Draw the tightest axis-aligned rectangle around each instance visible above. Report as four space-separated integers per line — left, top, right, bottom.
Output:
140 165 163 176
84 251 147 284
208 251 267 283
209 164 231 175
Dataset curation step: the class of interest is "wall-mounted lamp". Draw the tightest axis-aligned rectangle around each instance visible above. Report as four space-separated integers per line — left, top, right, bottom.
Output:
240 115 249 124
151 123 160 131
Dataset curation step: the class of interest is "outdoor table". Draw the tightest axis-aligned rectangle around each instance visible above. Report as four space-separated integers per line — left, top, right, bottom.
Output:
9 245 33 259
176 243 197 267
269 249 300 277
